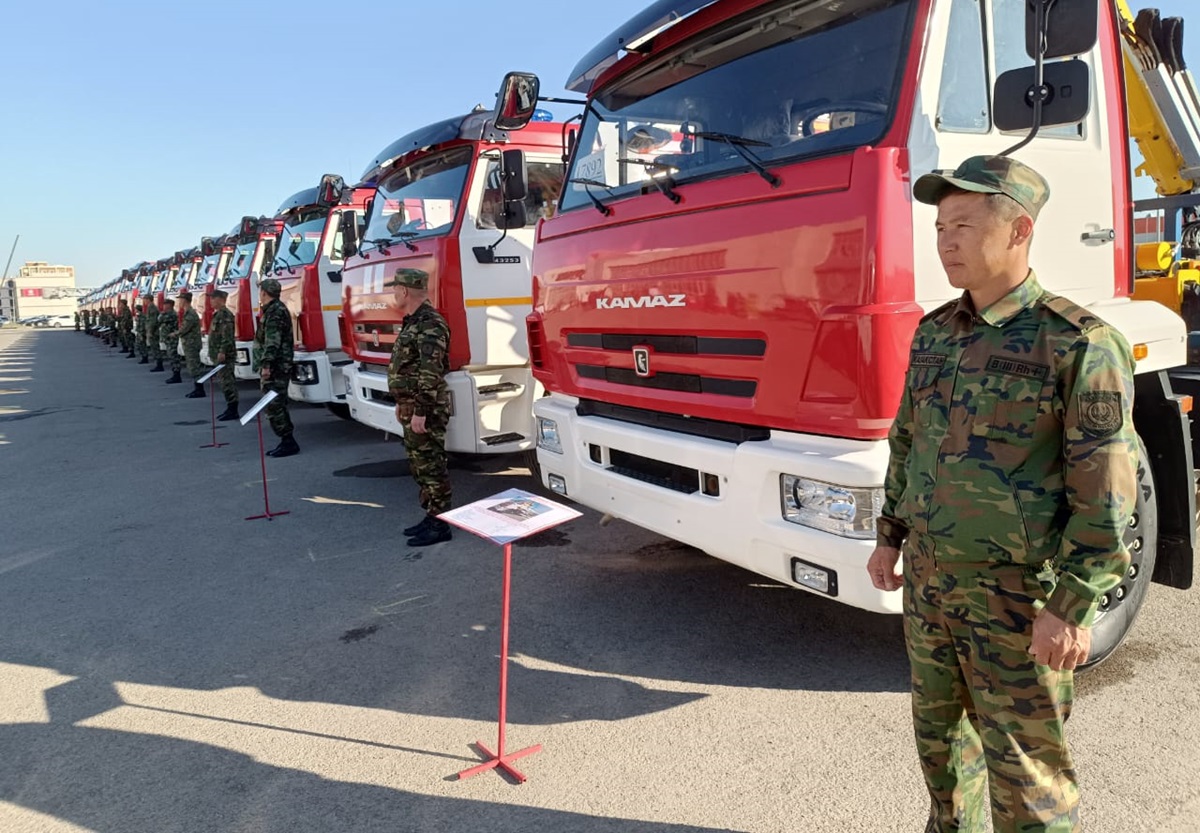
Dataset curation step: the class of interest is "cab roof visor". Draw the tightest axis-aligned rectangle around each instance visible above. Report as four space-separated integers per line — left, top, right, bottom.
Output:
566 0 719 93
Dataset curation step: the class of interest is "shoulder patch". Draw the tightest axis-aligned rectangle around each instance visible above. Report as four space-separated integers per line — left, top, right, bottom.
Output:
1078 390 1123 438
1042 293 1101 334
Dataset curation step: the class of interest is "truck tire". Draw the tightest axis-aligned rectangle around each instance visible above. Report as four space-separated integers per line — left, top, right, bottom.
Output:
1081 434 1158 669
326 402 352 420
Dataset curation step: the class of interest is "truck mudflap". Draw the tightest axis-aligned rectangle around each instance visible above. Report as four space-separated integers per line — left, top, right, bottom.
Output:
1140 370 1197 590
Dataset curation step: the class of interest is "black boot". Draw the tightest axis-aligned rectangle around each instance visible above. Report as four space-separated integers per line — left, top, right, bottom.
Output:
185 383 206 398
267 434 300 458
126 350 138 358
407 517 452 547
165 371 183 384
403 515 434 537
138 356 149 364
150 360 164 372
217 404 240 421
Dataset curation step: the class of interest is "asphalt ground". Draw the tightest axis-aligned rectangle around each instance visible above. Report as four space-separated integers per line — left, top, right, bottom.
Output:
0 327 1197 833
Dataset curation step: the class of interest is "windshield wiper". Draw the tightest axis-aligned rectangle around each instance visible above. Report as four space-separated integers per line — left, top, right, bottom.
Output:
692 131 781 187
363 238 394 255
393 231 419 252
567 178 615 216
617 158 682 204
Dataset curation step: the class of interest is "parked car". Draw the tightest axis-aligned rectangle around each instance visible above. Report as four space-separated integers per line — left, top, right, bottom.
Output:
46 314 74 328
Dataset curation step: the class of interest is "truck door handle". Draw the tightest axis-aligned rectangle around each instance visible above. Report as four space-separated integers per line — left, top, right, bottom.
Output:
1081 228 1116 243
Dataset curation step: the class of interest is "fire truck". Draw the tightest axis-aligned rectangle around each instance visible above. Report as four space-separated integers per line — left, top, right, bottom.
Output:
189 234 234 364
500 0 1198 664
271 175 374 415
216 217 281 378
340 109 567 454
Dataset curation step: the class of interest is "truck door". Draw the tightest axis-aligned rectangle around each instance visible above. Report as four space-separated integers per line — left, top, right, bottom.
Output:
909 0 1120 308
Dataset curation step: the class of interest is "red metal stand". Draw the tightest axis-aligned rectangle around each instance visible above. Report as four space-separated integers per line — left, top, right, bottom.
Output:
245 412 289 522
200 377 229 449
457 542 542 783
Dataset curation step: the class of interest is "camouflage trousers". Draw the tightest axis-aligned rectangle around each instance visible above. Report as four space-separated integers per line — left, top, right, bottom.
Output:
147 335 162 361
401 409 451 514
903 537 1078 833
167 344 181 373
183 345 203 380
119 328 132 350
216 362 238 406
135 331 147 359
262 375 293 438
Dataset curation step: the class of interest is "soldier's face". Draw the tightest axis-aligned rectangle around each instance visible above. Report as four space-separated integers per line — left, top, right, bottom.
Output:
935 192 1024 291
392 284 409 306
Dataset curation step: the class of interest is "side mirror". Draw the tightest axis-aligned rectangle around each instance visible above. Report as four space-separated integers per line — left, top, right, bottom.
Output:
339 210 359 258
200 236 216 256
501 148 528 203
239 215 257 241
493 72 540 131
327 270 343 284
318 174 345 207
261 239 276 270
994 60 1091 131
1027 0 1097 60
498 200 528 231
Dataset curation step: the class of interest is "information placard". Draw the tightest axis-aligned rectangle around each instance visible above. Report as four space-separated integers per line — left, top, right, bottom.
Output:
440 488 581 545
197 363 225 384
239 389 278 426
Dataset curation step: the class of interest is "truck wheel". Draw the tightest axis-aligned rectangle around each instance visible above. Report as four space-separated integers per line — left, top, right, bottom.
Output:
326 402 352 421
1080 435 1158 669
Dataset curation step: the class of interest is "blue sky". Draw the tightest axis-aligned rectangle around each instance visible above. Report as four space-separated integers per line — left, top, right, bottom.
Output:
0 0 1195 288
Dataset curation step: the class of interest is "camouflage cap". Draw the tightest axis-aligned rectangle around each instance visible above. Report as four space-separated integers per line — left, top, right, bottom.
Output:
211 289 228 300
163 298 175 306
913 155 1050 220
384 268 429 290
260 278 281 297
177 291 193 302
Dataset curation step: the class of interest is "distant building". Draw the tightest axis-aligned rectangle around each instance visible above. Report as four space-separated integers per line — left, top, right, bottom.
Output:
1 261 77 321
1134 212 1166 245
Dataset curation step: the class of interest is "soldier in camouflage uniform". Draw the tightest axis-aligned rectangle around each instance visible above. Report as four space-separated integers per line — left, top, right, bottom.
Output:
177 292 205 398
134 303 149 363
145 299 164 372
160 299 183 384
208 289 239 420
254 278 298 456
868 156 1138 833
117 300 134 355
387 268 453 547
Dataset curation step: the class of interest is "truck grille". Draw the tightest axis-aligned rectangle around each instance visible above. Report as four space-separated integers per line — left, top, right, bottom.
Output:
608 449 699 494
577 399 770 444
567 333 766 356
575 364 755 398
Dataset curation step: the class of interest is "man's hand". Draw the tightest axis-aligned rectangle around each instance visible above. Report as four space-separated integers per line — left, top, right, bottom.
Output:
867 546 903 591
217 352 226 363
260 367 271 381
410 414 427 435
1030 609 1091 671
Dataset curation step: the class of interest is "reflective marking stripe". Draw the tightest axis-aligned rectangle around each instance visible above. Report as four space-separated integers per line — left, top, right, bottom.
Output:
322 305 341 311
464 297 533 308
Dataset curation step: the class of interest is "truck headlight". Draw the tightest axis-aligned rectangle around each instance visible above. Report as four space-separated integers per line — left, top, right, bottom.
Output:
536 417 562 454
292 361 318 385
780 475 882 539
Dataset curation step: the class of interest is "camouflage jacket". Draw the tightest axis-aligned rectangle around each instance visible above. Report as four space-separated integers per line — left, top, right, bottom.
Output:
387 300 450 418
158 309 179 341
178 308 201 350
254 298 293 372
877 272 1137 628
117 307 133 333
144 305 159 339
209 307 235 361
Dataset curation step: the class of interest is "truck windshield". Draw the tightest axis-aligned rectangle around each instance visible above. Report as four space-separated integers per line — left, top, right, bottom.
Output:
226 242 258 280
560 0 912 213
197 254 222 286
361 145 472 251
274 214 326 269
174 262 195 291
153 270 170 292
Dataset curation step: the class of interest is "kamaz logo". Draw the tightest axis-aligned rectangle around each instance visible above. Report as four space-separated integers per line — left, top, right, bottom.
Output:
363 303 388 310
595 294 687 310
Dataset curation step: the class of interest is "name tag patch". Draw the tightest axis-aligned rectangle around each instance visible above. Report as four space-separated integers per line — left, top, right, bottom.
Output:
985 355 1049 380
911 353 948 368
